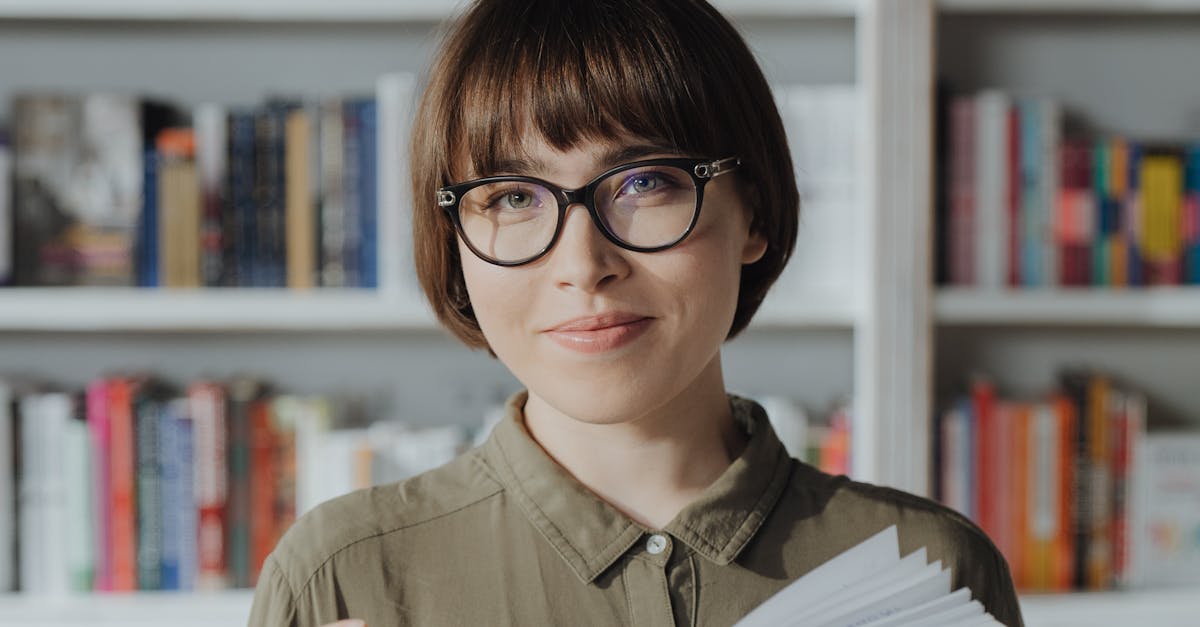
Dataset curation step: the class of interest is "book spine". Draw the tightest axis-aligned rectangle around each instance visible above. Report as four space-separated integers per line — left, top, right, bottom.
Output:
226 110 257 288
341 100 363 288
190 381 228 589
158 399 184 590
85 380 113 591
1139 150 1184 285
319 100 346 288
226 380 258 588
195 104 227 288
1040 102 1061 286
0 382 12 591
1010 403 1030 590
1183 144 1200 284
249 398 277 586
1085 375 1112 589
1017 99 1041 287
108 379 138 591
285 108 317 290
1053 393 1077 591
1059 371 1091 590
1125 143 1145 286
134 385 164 590
975 91 1008 290
1092 141 1110 286
358 99 378 290
65 399 93 591
0 134 10 286
1006 105 1021 288
139 148 160 288
255 105 288 288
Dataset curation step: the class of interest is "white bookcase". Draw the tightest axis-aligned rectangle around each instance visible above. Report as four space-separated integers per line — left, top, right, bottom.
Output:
1 0 1197 625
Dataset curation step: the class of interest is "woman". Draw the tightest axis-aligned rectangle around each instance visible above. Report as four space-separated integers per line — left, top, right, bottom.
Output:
249 1 1023 625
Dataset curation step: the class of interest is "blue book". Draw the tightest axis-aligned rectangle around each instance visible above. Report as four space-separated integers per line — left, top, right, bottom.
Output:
341 100 363 288
228 110 258 287
1017 99 1042 286
357 99 378 290
159 399 195 590
138 148 159 287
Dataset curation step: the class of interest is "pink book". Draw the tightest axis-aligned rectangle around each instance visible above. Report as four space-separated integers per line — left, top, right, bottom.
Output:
86 379 113 592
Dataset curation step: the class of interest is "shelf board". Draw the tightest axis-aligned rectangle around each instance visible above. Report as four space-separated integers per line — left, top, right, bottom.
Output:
0 590 253 627
1020 587 1200 627
751 287 859 330
0 0 858 22
936 287 1200 327
940 0 1200 14
0 288 438 332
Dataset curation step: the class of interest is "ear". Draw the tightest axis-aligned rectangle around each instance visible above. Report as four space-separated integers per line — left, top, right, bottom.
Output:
741 228 768 265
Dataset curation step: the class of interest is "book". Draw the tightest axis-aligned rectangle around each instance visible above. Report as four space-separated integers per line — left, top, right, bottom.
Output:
1129 432 1200 588
0 132 11 286
734 525 1003 626
12 94 143 286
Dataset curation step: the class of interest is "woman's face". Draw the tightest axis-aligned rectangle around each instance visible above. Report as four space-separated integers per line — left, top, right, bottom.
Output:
459 134 767 425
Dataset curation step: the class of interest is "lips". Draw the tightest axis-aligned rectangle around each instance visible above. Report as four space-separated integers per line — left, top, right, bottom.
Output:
547 312 650 332
543 312 653 354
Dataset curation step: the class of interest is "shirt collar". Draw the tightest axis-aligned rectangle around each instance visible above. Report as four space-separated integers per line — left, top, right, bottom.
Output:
479 390 793 584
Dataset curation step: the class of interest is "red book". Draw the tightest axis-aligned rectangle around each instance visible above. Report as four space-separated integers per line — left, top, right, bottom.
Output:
189 381 229 590
1057 140 1095 286
971 378 997 536
107 377 140 591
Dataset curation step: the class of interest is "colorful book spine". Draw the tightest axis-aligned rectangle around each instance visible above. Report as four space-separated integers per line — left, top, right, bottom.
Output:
108 378 139 591
134 383 165 590
190 381 229 590
1139 149 1184 285
138 147 160 288
1057 140 1095 286
86 380 114 591
358 99 379 290
226 109 257 288
1184 144 1200 283
249 397 277 586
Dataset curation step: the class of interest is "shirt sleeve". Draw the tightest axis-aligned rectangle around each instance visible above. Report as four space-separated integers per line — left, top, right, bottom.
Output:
248 555 299 627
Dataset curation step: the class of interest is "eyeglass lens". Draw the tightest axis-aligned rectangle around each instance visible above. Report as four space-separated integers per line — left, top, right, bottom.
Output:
456 164 698 263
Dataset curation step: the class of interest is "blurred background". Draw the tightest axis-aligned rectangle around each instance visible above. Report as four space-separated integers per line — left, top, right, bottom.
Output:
0 1 1198 626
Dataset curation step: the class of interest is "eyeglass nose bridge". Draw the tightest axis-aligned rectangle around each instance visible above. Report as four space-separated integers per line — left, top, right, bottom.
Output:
558 187 587 207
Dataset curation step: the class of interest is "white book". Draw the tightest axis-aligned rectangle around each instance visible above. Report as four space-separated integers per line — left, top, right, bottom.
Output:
63 405 93 591
974 90 1010 291
734 525 1003 627
376 72 420 300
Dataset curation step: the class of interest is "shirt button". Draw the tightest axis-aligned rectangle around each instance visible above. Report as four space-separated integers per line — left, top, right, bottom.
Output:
646 533 669 555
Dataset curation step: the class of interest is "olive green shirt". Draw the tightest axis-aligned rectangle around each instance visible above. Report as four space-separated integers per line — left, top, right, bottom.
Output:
249 392 1023 626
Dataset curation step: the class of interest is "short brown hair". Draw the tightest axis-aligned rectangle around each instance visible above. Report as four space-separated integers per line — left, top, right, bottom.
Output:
410 0 799 350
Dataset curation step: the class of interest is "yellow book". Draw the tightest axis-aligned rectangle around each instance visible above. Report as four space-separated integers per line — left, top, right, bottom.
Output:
285 109 317 290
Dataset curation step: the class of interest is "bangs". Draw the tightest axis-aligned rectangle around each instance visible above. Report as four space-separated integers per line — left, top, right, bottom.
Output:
444 0 721 180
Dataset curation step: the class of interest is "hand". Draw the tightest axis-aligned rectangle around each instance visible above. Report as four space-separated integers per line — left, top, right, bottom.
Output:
320 621 366 627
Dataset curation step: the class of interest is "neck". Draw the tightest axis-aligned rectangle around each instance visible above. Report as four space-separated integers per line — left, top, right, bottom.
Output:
522 355 748 530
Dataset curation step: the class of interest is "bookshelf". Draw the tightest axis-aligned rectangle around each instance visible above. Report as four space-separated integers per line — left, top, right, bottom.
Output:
0 0 934 624
933 0 1200 625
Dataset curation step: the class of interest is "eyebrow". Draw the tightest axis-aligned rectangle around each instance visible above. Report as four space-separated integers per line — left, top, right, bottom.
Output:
489 141 680 178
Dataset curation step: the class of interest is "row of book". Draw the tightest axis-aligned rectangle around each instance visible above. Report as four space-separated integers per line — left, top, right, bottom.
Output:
935 370 1200 593
0 73 416 290
936 89 1200 288
0 375 466 595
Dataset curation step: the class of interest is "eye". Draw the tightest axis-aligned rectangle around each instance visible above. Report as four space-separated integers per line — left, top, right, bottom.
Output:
487 187 538 211
621 173 663 195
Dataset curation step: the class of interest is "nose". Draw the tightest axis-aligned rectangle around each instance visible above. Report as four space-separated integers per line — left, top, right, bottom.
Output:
548 202 631 293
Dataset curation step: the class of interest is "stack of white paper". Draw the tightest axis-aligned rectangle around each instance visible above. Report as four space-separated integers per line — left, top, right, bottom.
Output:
734 526 1003 627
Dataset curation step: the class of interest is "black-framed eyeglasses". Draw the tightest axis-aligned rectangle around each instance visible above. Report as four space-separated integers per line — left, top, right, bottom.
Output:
436 156 740 266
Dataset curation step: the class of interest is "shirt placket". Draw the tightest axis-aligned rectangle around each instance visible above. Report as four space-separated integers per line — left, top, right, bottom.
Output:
623 532 677 627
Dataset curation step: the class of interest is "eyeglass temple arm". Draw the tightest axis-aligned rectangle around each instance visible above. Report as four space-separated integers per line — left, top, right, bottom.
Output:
695 156 740 179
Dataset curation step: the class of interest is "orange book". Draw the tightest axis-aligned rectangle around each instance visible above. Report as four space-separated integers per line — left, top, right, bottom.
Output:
1022 402 1054 591
107 377 140 591
249 398 278 586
